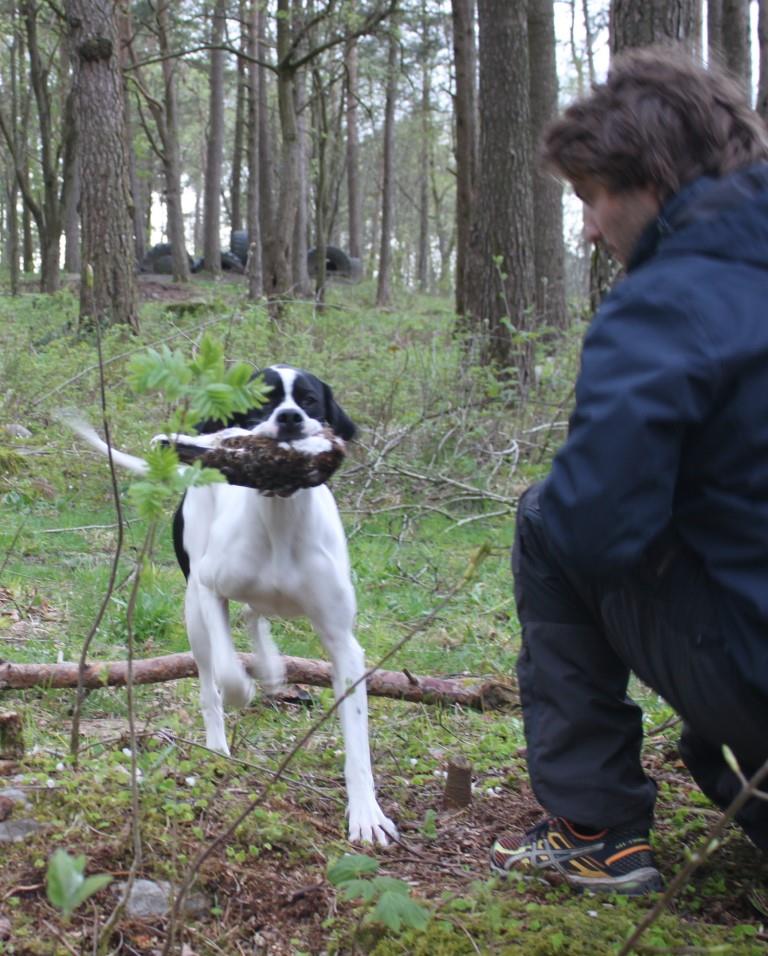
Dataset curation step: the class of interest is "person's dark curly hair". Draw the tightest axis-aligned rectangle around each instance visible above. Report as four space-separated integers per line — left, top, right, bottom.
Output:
542 46 768 200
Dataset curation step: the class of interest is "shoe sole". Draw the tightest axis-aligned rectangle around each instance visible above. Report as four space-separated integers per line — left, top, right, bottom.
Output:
490 862 663 896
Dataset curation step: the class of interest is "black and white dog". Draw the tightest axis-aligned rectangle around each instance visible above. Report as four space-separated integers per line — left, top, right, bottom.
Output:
68 365 395 844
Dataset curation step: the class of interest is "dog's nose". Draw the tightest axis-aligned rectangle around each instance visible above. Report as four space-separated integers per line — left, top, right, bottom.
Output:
276 409 304 440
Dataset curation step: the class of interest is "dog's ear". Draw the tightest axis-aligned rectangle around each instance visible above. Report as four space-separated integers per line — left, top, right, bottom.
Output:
322 382 357 441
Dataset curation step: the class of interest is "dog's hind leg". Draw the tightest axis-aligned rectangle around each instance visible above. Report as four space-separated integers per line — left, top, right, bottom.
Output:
186 579 253 755
311 610 397 845
243 612 286 695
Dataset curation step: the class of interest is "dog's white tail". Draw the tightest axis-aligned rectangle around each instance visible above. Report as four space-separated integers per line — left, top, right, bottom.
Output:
60 414 150 476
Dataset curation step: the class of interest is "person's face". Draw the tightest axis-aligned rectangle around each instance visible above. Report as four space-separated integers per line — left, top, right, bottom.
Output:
574 178 660 268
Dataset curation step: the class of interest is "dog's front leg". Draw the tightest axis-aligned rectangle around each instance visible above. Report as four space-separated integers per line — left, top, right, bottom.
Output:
315 620 397 845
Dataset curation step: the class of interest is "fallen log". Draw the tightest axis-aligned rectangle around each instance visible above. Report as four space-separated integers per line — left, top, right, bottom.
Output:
0 653 517 712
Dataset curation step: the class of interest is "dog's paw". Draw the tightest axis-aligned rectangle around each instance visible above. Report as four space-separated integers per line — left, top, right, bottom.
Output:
253 654 286 696
348 806 398 846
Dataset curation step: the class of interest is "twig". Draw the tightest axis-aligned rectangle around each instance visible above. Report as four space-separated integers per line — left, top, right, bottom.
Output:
70 319 125 765
160 544 491 956
618 756 768 956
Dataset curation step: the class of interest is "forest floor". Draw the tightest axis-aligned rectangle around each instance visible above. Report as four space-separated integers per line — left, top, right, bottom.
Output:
0 280 766 955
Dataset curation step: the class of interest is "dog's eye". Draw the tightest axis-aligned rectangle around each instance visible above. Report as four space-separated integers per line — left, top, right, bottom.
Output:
299 395 320 411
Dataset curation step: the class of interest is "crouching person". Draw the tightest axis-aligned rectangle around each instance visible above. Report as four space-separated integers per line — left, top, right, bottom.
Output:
491 47 768 894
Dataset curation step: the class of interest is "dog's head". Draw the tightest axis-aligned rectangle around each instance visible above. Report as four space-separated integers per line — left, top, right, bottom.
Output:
200 365 356 443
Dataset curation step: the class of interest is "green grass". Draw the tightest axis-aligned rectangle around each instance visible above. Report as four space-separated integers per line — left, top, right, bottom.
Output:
0 280 764 954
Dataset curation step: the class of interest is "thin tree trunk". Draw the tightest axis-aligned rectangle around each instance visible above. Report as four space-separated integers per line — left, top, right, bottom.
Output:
416 4 432 294
293 47 311 298
7 181 20 296
246 0 263 299
758 0 768 122
158 2 190 281
708 0 723 60
258 3 275 274
68 0 139 331
203 0 226 276
376 13 399 308
721 0 752 99
451 0 477 318
231 0 248 235
345 32 363 260
528 0 566 331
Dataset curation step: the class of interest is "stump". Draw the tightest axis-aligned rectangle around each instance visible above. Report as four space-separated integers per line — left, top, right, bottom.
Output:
0 712 24 759
442 755 473 809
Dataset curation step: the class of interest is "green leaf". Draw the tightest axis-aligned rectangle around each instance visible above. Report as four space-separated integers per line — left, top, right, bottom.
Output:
327 854 380 885
371 876 411 896
46 850 111 919
70 873 113 910
367 890 430 932
339 878 377 902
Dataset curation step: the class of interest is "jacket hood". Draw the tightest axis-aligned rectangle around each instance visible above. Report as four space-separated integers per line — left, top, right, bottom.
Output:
629 163 768 272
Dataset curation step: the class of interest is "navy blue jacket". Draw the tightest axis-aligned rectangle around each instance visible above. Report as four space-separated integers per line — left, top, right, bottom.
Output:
540 164 768 692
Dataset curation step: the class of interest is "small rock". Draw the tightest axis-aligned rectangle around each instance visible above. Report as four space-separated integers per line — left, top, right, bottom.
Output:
5 424 32 439
0 818 42 842
0 788 30 807
115 879 210 919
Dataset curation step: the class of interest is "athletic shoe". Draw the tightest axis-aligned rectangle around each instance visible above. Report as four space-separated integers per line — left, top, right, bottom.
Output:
490 816 663 895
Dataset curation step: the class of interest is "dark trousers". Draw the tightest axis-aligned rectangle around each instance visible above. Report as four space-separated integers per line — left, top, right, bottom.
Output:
514 483 768 847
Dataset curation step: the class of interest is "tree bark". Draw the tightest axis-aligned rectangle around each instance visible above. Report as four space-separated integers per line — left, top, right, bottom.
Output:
203 0 227 276
265 0 301 303
376 13 399 308
231 0 248 235
345 32 363 260
159 15 190 280
758 0 768 122
708 0 723 61
451 0 477 319
258 3 275 273
610 0 700 53
465 0 536 381
528 0 566 332
68 0 139 331
246 0 264 299
720 0 752 99
416 1 432 294
0 654 518 713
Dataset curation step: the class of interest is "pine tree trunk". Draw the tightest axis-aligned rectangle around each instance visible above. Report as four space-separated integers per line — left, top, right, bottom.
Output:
203 0 226 276
451 0 477 319
345 33 363 260
376 15 399 308
157 1 190 282
417 16 431 294
465 0 536 382
246 0 263 299
231 0 248 236
258 4 275 271
293 52 311 298
708 0 723 59
610 0 699 53
721 0 752 98
67 0 139 331
528 0 566 332
758 0 768 122
266 0 300 303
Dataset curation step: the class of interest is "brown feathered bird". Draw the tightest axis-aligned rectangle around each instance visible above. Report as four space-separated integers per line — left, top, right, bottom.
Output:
167 427 347 496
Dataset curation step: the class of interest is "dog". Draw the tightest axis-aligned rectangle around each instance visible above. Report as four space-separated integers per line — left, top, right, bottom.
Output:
67 364 396 845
